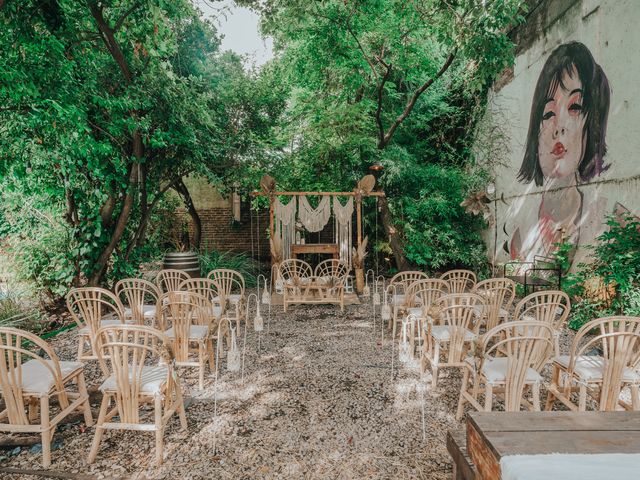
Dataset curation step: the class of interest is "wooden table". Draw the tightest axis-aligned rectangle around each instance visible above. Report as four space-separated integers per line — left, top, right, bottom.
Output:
291 243 339 260
464 411 640 479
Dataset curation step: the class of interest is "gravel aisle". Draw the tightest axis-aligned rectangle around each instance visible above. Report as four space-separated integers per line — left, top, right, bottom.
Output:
2 300 461 479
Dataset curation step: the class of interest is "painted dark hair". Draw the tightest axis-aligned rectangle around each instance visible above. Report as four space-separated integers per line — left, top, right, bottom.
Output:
518 41 610 186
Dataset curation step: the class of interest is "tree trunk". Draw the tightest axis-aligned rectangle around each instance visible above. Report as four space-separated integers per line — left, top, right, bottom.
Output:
378 195 409 271
174 177 201 250
88 137 141 285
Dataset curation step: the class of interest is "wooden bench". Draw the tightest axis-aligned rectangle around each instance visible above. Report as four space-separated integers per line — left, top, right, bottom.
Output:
447 429 476 480
465 411 640 479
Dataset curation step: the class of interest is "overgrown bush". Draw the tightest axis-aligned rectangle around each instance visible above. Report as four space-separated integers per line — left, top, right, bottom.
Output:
199 250 258 287
562 214 640 329
0 285 47 332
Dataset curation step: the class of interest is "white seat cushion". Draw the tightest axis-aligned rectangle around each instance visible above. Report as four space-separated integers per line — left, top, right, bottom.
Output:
554 355 640 383
473 305 509 318
391 294 406 305
430 325 476 342
3 360 84 395
124 304 156 318
466 357 542 385
100 365 168 396
227 294 243 304
165 325 209 341
78 319 122 335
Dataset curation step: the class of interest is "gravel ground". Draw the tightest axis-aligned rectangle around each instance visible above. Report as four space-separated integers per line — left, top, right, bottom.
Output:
1 297 464 480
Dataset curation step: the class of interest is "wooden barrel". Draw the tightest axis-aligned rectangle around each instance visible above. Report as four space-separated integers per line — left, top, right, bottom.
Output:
163 252 200 278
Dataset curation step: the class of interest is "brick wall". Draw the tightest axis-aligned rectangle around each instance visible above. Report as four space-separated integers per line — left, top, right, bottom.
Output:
176 207 271 259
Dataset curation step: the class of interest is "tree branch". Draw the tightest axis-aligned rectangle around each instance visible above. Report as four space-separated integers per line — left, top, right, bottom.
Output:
114 1 142 32
88 2 133 83
375 64 393 148
379 50 456 148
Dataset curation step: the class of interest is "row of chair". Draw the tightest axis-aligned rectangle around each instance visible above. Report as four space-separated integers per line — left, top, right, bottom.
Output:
0 268 248 468
388 269 640 416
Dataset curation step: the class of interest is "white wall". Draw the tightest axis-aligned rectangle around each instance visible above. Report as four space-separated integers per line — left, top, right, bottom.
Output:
481 0 640 269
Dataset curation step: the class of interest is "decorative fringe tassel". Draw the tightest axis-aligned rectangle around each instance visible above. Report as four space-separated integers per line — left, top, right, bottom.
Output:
261 282 270 305
254 311 264 332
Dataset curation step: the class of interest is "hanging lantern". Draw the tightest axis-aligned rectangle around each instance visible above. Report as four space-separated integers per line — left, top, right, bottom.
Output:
399 318 410 363
373 291 381 306
227 327 241 372
275 276 284 294
363 284 371 298
261 282 270 305
345 275 354 294
381 302 391 322
254 307 264 332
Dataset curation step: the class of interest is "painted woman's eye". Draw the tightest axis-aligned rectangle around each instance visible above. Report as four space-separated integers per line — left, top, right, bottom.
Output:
569 103 583 114
542 110 555 121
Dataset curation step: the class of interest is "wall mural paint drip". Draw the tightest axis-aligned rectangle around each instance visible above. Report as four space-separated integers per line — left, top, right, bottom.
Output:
508 41 611 265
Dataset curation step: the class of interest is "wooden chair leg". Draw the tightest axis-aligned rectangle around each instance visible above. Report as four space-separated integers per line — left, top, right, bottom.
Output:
174 383 188 430
88 394 110 464
40 396 51 468
198 343 205 390
207 339 215 369
154 394 164 465
484 383 493 412
28 397 39 423
431 343 440 388
631 385 640 411
578 384 587 411
456 368 470 420
76 372 94 427
545 365 560 411
532 382 541 411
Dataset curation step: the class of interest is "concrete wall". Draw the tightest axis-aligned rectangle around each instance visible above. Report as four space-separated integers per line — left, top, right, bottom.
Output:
479 0 640 269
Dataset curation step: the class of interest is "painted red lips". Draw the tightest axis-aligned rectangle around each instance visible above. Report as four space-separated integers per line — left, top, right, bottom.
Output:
552 142 566 156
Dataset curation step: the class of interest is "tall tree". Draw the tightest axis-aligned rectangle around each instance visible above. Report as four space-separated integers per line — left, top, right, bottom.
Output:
242 0 524 269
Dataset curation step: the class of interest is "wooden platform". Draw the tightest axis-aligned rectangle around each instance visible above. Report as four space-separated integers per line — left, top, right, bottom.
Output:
462 411 640 479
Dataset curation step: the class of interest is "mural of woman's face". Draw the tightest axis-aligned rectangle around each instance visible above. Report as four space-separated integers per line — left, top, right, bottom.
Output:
537 66 587 180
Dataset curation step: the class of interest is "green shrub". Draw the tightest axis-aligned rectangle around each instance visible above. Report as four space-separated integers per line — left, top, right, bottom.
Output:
563 214 640 330
199 250 258 287
0 286 47 332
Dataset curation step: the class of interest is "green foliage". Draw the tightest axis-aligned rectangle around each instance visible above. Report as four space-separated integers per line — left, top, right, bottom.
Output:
389 163 488 271
0 285 47 332
563 215 640 330
199 250 259 287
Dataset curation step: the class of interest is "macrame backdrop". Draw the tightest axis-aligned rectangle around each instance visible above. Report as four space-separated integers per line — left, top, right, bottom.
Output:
274 197 297 260
333 196 354 266
298 195 331 232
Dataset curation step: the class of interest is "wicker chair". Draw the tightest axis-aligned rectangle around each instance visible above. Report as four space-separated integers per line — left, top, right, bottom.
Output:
207 269 246 329
115 278 162 327
0 328 93 468
471 277 516 331
279 259 313 312
422 293 485 387
546 316 640 412
313 259 350 311
88 325 187 466
163 292 216 390
387 271 428 335
439 269 477 294
66 287 126 363
514 290 570 358
402 278 449 360
456 320 554 419
155 269 190 294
